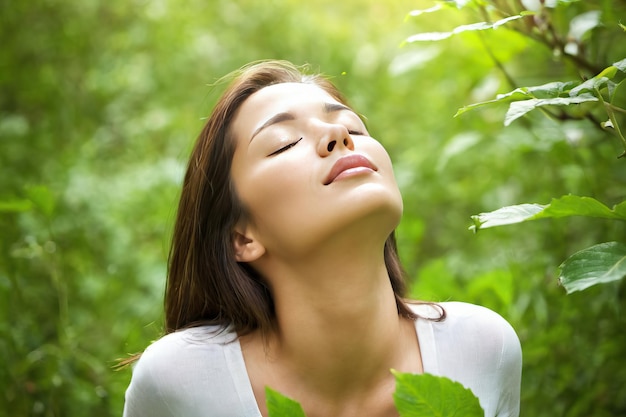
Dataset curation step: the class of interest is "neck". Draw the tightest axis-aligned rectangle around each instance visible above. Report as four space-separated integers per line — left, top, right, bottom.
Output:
250 236 417 398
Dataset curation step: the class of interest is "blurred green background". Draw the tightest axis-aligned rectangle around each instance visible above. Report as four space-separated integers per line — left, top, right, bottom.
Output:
2 0 625 416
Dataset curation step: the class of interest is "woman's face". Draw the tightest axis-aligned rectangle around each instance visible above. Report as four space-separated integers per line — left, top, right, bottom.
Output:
230 82 403 259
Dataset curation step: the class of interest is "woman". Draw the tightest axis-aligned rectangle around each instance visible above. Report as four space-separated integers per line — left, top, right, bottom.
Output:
123 60 522 417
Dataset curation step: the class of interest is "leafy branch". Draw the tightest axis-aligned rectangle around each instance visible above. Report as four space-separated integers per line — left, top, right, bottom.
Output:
406 1 626 158
453 59 626 156
405 2 626 294
470 195 626 293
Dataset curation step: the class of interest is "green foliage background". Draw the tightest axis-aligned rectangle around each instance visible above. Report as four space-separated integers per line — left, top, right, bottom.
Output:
2 0 624 416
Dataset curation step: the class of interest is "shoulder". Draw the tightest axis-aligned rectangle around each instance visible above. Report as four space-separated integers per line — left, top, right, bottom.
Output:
411 302 522 417
435 301 520 362
123 326 241 417
133 325 238 379
441 301 516 332
412 301 519 346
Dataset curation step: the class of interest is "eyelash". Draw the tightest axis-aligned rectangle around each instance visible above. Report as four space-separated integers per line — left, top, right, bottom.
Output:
269 137 303 156
267 129 364 157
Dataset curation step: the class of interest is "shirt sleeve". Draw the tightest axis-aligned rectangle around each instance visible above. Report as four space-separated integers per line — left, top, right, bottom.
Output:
493 311 522 417
122 336 184 417
122 327 260 417
430 302 522 417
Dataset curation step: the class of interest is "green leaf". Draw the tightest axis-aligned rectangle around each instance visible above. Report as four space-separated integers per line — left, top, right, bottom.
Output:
525 81 579 98
536 195 626 220
568 60 626 96
470 195 626 231
558 242 626 293
266 387 307 417
614 201 626 217
597 67 618 80
504 94 598 125
455 88 530 117
470 203 545 231
613 58 626 72
569 76 611 96
455 81 578 117
392 371 483 417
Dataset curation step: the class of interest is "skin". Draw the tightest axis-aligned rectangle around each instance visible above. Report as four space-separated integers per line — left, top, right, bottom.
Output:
230 83 423 417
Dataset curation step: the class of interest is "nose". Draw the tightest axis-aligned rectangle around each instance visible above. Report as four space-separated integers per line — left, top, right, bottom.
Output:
317 123 355 157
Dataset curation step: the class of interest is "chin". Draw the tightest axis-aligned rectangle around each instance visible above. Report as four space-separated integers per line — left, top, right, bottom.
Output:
344 181 403 220
330 188 403 241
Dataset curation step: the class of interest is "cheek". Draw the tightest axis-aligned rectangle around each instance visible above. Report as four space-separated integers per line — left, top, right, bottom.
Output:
234 162 316 232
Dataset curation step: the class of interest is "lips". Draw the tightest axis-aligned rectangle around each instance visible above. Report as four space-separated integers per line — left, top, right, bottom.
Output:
323 154 378 185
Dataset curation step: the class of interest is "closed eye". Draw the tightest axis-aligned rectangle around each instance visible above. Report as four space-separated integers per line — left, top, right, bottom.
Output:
348 130 366 136
268 137 303 156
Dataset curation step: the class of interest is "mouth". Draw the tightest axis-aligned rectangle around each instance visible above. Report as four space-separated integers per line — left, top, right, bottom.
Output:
323 154 378 185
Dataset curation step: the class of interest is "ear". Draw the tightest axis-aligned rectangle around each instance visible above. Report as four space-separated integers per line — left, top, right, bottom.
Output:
232 224 265 263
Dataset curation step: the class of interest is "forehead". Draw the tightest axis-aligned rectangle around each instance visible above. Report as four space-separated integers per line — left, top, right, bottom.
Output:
233 82 343 135
247 82 341 111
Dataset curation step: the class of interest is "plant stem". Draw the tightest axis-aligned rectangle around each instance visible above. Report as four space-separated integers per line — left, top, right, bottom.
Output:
606 103 626 115
596 87 626 157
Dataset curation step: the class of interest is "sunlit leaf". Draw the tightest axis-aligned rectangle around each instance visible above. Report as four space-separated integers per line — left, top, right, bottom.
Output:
615 201 626 217
446 0 474 9
597 66 619 80
266 387 307 417
455 81 578 117
558 242 626 293
455 89 530 117
408 4 442 17
524 81 579 98
504 94 598 125
406 14 525 43
569 60 626 97
470 204 545 231
536 195 626 219
613 58 626 72
569 76 612 97
407 32 455 42
523 0 574 9
470 195 626 231
392 371 483 417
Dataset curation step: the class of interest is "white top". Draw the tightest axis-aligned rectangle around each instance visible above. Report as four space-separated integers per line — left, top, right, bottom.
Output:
123 302 522 417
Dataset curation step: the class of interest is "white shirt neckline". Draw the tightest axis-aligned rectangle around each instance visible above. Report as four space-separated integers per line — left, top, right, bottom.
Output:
226 314 436 416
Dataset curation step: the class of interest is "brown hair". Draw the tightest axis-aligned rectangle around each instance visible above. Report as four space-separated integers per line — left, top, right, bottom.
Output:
164 60 443 336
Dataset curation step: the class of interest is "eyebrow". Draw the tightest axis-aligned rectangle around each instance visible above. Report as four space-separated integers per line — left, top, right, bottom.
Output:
249 102 356 142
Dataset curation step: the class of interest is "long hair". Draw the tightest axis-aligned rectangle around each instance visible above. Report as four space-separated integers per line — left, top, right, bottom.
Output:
165 60 441 336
